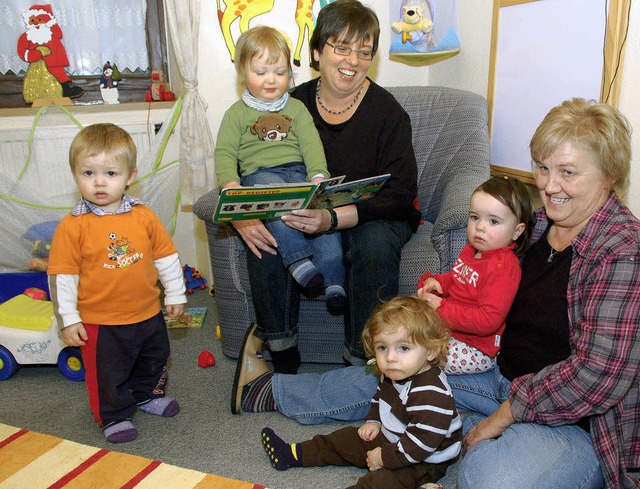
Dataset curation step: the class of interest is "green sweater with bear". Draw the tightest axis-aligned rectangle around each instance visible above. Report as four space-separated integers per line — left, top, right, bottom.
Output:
214 97 329 188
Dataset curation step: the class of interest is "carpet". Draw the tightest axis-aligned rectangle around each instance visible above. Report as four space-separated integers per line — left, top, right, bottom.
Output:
0 423 265 489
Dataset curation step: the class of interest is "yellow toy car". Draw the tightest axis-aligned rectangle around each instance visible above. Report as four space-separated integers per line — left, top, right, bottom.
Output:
0 290 84 381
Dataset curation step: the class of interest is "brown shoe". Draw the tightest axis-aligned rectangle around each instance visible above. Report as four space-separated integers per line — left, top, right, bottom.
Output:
231 323 270 414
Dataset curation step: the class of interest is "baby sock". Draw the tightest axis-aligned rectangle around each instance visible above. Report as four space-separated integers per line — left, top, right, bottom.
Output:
241 372 276 412
288 258 324 290
261 427 303 471
137 397 180 417
103 420 138 443
325 285 347 315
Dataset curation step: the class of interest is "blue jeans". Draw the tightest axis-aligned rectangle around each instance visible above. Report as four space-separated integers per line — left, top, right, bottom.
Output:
242 164 344 288
273 365 609 488
273 366 378 425
448 369 605 489
247 215 411 356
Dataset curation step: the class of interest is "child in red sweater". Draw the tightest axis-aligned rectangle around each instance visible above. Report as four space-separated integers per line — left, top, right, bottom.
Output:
418 175 533 374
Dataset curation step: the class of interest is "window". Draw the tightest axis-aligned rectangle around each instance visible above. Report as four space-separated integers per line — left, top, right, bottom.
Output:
0 0 168 108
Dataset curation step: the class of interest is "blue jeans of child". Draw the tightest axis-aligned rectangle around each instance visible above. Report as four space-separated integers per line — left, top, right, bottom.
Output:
241 164 344 289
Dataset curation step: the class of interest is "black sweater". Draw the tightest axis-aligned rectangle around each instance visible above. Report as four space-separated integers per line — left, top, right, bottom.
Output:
291 78 421 230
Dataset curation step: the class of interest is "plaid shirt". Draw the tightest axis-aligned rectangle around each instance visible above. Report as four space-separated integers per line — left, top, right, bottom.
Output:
509 193 640 489
72 194 144 216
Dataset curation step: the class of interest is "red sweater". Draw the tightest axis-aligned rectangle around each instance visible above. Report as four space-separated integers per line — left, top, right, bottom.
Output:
418 243 521 356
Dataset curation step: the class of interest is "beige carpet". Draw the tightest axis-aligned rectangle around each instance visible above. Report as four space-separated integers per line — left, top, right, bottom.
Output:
0 423 266 489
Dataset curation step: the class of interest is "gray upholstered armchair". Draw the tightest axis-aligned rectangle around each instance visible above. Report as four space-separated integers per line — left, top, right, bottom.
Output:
193 86 490 363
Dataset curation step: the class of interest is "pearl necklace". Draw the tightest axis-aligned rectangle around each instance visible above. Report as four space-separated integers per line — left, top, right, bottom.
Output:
316 78 364 115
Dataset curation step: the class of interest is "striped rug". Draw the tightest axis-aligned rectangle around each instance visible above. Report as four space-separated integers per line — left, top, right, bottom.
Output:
0 423 266 489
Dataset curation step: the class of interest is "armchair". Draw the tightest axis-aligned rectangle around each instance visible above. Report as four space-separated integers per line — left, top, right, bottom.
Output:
193 86 490 363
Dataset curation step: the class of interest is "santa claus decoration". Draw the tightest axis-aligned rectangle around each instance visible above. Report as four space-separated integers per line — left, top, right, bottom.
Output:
16 4 84 104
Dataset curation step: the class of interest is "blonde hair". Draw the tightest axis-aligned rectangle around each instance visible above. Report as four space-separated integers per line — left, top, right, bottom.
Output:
530 98 632 194
361 296 449 368
69 123 137 174
234 26 292 83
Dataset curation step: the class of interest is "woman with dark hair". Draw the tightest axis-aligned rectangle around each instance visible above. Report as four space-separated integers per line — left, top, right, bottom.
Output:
231 0 420 391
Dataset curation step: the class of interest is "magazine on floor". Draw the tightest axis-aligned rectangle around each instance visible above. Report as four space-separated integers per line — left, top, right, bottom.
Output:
213 173 390 222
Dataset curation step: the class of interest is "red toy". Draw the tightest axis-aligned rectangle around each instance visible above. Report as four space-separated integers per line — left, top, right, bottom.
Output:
183 264 207 294
145 70 175 102
198 349 216 367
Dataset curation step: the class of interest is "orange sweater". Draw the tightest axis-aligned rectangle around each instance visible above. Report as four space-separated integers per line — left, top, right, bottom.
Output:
48 206 178 325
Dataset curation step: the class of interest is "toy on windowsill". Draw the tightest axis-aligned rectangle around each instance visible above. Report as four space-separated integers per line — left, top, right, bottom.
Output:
183 264 207 294
99 61 120 104
17 4 84 105
0 288 85 381
145 70 176 102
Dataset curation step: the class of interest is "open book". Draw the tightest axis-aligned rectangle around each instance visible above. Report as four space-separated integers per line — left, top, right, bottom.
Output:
214 173 390 222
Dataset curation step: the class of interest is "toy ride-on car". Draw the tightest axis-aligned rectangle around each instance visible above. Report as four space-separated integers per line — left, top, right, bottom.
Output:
0 289 85 381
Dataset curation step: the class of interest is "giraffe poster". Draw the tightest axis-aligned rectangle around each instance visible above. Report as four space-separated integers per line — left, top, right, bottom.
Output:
215 0 333 66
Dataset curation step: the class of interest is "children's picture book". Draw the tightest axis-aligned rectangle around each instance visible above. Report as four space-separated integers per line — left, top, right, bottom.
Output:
164 307 207 329
214 173 390 221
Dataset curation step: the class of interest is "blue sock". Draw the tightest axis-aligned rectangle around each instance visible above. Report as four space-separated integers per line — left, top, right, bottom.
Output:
288 259 323 290
325 285 347 315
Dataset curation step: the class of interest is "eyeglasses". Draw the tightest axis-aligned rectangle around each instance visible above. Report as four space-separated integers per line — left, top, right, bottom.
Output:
325 42 374 60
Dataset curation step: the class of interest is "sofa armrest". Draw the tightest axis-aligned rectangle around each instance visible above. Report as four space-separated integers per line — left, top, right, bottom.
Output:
192 188 219 223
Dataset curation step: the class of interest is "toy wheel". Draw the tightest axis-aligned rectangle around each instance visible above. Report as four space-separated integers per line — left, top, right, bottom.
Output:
0 345 19 381
209 285 216 297
57 347 85 382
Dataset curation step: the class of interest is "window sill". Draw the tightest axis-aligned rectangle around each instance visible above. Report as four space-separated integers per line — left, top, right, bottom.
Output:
0 101 175 118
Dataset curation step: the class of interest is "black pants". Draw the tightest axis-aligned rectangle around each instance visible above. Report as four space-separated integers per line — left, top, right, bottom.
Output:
81 311 170 427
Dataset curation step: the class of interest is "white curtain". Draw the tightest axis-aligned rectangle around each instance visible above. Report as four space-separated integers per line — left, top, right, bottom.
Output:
0 0 148 76
164 0 215 204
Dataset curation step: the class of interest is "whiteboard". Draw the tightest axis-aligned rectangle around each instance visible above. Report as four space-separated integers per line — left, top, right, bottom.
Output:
490 0 606 173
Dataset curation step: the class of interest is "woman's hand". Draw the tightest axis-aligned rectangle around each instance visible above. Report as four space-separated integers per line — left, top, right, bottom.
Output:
232 219 278 259
463 399 515 453
281 208 331 234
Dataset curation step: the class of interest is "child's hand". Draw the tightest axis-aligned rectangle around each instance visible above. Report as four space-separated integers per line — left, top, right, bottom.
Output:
61 323 88 347
223 181 241 189
310 176 325 183
420 291 443 310
358 421 381 442
165 303 186 318
366 447 383 471
418 277 442 295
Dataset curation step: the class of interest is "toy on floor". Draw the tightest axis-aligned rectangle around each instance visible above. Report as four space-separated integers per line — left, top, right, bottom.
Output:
21 220 60 272
183 264 208 294
0 288 84 381
197 349 216 367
